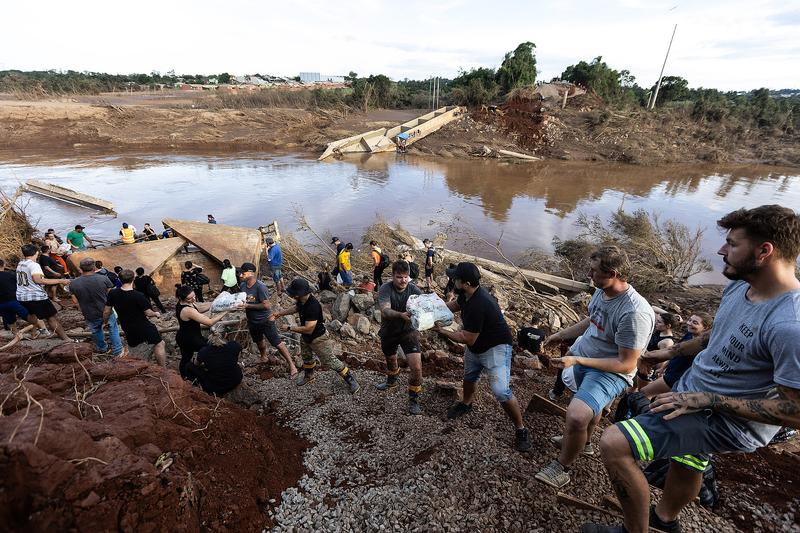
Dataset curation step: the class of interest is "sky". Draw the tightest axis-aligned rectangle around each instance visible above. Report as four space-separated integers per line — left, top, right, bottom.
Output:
2 0 798 91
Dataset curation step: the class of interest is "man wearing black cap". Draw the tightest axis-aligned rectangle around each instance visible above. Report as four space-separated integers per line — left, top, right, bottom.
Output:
237 262 299 378
274 278 360 393
433 262 532 452
376 260 425 415
66 224 93 251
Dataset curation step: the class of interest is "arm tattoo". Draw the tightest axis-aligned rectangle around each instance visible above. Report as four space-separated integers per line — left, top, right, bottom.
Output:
710 387 800 428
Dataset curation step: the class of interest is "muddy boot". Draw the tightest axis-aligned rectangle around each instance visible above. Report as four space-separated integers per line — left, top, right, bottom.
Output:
408 386 422 415
375 368 399 391
340 367 360 394
296 363 316 386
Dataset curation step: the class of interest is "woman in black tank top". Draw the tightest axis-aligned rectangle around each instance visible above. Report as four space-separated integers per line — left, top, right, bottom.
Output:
175 285 230 378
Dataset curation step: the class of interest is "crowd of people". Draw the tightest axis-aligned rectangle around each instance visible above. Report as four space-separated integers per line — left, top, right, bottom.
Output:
1 205 798 533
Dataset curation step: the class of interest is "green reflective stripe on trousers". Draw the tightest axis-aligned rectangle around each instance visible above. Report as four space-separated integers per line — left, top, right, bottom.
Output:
685 454 709 467
628 419 654 460
619 420 647 461
672 455 707 472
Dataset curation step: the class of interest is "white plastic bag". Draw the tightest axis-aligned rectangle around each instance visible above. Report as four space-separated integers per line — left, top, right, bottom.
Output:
407 293 454 331
210 291 246 312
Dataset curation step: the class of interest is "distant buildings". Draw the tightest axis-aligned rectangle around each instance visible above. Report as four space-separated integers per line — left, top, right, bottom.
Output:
299 72 345 84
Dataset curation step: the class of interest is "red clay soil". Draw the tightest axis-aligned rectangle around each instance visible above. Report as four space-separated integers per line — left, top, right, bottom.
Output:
0 343 308 532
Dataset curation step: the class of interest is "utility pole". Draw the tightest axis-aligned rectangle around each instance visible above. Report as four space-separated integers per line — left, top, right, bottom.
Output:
650 24 677 110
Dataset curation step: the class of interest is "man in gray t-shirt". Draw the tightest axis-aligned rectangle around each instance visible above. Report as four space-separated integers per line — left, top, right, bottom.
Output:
535 246 654 491
70 258 123 356
589 205 800 533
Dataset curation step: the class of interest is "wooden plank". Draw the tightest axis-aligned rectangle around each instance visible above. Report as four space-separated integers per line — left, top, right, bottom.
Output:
441 248 591 293
557 492 621 517
163 218 262 270
526 393 567 417
600 495 623 513
68 237 187 276
23 179 116 213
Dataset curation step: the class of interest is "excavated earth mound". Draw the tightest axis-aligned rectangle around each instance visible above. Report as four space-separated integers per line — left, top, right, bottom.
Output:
0 343 307 532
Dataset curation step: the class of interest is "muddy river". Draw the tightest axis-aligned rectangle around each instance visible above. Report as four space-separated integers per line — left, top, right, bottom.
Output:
0 151 797 284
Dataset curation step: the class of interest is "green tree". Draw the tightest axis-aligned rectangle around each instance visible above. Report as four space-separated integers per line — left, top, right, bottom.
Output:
561 56 622 102
496 41 537 93
652 75 689 106
218 72 231 84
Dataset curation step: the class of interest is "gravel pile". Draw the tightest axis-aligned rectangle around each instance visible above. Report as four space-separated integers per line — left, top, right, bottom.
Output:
249 369 741 532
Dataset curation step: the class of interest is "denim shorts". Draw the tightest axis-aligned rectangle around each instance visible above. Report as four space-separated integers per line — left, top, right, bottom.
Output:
270 267 282 283
572 364 628 416
464 344 513 402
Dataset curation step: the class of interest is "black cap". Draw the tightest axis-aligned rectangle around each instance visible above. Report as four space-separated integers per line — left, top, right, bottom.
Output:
240 262 257 272
331 236 340 243
285 277 312 297
75 224 85 230
446 262 481 286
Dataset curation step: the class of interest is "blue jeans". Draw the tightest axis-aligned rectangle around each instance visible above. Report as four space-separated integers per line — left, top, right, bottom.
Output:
572 364 628 416
87 315 123 355
464 344 514 402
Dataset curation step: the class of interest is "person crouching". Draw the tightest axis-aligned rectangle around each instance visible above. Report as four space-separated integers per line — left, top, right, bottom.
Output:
185 323 243 396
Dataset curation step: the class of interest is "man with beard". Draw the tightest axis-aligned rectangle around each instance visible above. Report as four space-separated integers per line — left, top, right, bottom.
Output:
583 205 800 533
273 278 360 393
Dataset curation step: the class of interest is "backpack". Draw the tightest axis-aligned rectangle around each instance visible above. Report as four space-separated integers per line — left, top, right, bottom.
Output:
195 272 210 285
409 262 420 280
379 252 390 269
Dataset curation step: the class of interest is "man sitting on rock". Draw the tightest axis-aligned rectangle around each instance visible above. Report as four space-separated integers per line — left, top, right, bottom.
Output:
375 260 424 415
536 246 654 488
583 205 800 533
273 278 360 393
433 262 532 453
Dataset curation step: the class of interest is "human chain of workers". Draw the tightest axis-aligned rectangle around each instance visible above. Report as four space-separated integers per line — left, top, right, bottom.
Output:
1 205 798 533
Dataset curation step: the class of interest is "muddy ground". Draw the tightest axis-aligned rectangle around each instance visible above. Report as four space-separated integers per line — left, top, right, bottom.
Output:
1 91 797 167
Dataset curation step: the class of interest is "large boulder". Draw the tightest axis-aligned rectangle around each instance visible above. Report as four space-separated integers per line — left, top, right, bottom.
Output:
356 316 371 335
319 290 337 304
351 293 375 312
372 309 382 324
340 323 357 339
327 319 343 332
332 293 351 322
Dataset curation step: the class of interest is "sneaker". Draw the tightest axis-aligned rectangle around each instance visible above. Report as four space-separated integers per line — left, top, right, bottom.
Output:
343 371 360 394
296 371 316 386
408 400 423 415
535 460 571 489
515 428 532 452
446 401 473 420
550 435 595 455
375 378 398 391
547 388 562 401
649 505 682 533
579 524 625 533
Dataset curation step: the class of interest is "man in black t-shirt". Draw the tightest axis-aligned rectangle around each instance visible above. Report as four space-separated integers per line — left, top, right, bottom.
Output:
433 262 532 452
38 245 64 299
185 323 243 396
274 278 360 394
104 269 165 365
376 260 425 415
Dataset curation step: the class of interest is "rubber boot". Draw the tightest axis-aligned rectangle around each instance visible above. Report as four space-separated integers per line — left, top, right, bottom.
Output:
340 367 360 394
375 368 399 391
408 386 422 415
296 362 316 386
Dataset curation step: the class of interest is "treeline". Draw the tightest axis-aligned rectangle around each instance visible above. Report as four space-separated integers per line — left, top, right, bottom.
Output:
0 70 233 95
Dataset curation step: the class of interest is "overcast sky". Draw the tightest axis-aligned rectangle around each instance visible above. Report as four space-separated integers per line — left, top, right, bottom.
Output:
2 0 798 90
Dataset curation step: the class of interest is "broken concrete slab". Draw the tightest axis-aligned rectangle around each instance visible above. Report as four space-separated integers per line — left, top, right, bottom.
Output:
162 218 262 270
69 237 187 276
22 179 116 214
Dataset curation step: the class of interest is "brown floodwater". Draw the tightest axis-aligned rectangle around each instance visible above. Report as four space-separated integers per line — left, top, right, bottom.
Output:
0 150 797 284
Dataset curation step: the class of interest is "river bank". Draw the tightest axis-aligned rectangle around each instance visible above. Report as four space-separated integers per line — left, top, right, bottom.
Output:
2 91 798 167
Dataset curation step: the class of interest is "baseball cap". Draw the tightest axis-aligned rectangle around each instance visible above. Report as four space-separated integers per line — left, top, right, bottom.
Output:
75 224 85 230
240 262 257 272
285 277 312 297
446 262 481 286
331 236 340 243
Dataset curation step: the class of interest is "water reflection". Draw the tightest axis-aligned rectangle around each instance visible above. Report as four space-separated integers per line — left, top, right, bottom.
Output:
0 150 796 285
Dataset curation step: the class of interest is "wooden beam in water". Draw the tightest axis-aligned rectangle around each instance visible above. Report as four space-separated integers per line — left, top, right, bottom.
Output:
23 179 116 214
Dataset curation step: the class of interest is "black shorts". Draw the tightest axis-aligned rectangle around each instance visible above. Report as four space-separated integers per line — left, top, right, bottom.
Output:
617 409 758 473
425 267 434 278
380 329 421 357
125 323 163 347
21 299 57 320
248 320 282 347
